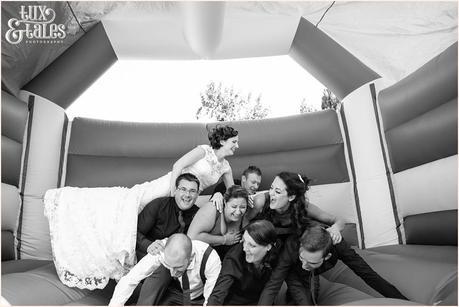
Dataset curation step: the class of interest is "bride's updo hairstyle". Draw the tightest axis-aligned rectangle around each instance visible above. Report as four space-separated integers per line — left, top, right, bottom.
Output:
208 125 238 149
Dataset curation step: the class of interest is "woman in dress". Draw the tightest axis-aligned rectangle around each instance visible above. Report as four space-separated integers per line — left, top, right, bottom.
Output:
207 220 280 305
136 124 239 212
187 185 248 259
44 125 239 290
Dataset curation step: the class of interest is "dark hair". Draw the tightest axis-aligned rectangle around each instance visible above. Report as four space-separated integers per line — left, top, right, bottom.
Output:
245 220 277 247
175 173 200 191
208 125 238 149
242 165 262 178
244 220 280 270
224 185 249 205
299 221 333 257
277 171 312 236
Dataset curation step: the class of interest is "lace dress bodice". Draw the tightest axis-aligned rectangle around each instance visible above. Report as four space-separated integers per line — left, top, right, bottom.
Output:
183 145 231 191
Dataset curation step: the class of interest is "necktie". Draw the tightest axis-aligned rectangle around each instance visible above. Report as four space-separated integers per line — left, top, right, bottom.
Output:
310 270 320 305
181 272 191 306
178 210 186 233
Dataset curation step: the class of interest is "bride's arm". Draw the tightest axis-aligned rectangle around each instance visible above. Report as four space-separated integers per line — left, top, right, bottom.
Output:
170 146 205 195
221 168 235 190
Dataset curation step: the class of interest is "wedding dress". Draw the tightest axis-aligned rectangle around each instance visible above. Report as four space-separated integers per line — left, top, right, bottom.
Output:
44 144 230 289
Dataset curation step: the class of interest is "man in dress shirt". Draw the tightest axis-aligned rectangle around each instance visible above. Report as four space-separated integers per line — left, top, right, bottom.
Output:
212 165 262 197
258 222 408 305
137 172 201 260
135 173 201 305
110 234 221 306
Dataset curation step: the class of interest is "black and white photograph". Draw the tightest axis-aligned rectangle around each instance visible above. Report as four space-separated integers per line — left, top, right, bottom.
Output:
1 1 457 306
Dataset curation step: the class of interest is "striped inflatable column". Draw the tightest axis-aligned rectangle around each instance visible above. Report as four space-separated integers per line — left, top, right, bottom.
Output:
17 22 117 259
16 91 66 259
289 17 386 247
1 91 29 260
341 80 401 248
378 43 458 245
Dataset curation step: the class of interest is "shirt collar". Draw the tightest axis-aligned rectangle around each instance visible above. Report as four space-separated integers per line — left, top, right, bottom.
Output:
186 246 198 271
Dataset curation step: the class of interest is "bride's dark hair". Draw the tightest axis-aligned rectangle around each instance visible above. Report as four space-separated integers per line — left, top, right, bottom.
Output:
208 125 238 149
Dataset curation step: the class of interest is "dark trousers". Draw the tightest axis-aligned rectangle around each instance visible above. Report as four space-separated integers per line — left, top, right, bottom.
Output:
286 272 372 305
136 265 172 305
158 280 204 306
317 277 373 305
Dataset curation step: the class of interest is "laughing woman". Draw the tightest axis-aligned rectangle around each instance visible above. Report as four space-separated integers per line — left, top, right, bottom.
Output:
254 171 345 242
187 185 249 259
207 220 280 305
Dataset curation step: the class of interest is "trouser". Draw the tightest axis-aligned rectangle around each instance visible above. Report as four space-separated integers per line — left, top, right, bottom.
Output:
286 271 373 305
158 279 204 306
316 276 374 305
136 265 172 305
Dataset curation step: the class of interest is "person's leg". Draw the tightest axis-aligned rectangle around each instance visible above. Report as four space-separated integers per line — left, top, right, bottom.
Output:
158 280 184 306
136 265 172 305
125 283 142 305
190 294 204 306
317 276 374 305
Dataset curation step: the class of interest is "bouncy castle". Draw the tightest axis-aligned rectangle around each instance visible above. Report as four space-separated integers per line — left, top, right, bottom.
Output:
1 1 457 305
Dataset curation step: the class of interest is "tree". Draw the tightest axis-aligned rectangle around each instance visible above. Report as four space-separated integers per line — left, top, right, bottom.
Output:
321 88 341 110
196 81 270 121
299 98 318 114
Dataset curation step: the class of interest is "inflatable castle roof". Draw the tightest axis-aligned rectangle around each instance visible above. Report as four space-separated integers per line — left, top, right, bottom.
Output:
2 1 457 103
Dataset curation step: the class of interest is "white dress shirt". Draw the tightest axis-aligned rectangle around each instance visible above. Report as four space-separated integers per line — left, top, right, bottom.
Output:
109 239 221 306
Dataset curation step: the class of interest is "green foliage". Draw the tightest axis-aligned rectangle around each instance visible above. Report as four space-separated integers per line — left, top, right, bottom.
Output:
196 81 270 121
299 98 318 114
321 88 341 110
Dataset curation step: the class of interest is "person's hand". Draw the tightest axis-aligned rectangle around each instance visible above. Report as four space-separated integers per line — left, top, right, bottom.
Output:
147 240 165 256
326 225 342 245
223 231 241 245
211 193 224 213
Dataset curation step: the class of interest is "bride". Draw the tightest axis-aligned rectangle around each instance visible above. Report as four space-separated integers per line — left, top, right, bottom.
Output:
44 125 239 289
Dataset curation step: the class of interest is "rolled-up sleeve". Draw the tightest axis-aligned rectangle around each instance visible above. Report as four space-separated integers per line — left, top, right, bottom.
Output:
109 254 162 306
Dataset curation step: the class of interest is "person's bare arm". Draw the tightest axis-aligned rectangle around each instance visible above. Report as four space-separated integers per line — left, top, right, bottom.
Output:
187 203 240 246
307 202 345 244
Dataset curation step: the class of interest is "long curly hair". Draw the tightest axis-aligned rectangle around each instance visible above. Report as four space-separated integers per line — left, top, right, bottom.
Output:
276 171 312 236
208 125 238 149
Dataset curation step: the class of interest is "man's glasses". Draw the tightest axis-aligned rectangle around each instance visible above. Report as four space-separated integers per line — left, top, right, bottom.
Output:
177 187 198 195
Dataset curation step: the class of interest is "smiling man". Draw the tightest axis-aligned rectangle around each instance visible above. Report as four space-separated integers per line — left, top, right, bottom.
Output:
213 165 262 196
134 173 202 305
109 234 221 306
137 173 201 260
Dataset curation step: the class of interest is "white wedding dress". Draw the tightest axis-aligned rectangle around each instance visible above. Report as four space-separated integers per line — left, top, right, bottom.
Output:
44 145 230 289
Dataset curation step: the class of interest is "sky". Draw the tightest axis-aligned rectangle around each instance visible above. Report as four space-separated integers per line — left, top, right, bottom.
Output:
66 55 327 123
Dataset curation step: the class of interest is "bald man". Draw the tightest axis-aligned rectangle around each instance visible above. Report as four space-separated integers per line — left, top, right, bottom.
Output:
109 234 221 306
